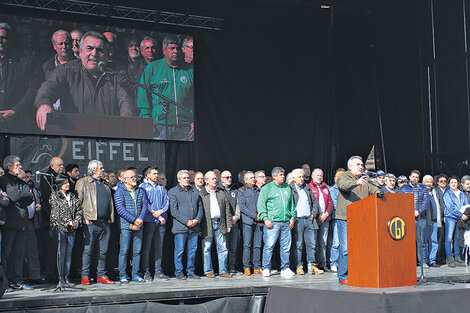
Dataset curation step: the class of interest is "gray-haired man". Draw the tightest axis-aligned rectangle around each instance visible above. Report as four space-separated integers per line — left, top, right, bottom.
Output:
75 160 115 285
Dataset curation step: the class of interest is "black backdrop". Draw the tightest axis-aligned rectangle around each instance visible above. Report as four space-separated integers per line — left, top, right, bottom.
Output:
1 0 468 186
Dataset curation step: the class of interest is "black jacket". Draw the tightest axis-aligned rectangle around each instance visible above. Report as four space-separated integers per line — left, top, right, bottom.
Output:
38 167 58 227
0 173 34 230
290 182 320 230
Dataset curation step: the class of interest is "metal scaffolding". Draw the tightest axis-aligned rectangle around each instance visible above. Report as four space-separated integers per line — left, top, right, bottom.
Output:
2 0 224 30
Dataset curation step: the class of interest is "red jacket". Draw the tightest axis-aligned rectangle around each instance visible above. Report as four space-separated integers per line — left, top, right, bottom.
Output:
308 181 333 222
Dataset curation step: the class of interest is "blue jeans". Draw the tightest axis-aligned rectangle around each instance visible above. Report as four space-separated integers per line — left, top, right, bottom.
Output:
428 222 438 264
330 219 340 267
174 232 198 276
445 219 460 259
118 229 143 278
242 223 263 270
82 222 110 278
336 220 348 281
317 221 330 268
203 220 228 274
416 218 430 264
141 222 166 274
262 221 292 271
56 230 76 280
295 218 316 267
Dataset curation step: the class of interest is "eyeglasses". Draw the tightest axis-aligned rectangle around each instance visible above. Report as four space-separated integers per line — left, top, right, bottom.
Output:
222 176 232 179
438 180 447 183
124 176 137 180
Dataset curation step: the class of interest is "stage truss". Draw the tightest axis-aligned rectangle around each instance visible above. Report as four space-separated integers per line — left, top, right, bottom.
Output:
2 0 224 30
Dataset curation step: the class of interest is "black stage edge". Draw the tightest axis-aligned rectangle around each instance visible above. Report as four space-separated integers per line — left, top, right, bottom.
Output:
1 267 470 312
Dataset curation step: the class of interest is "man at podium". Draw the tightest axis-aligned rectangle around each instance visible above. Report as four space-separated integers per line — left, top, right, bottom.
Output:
335 156 380 285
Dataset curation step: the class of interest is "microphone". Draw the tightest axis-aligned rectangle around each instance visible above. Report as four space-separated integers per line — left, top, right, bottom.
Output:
363 170 376 177
98 61 107 72
36 171 54 177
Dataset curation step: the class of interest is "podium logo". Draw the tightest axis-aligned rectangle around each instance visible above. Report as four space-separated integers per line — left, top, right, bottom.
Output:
388 216 406 241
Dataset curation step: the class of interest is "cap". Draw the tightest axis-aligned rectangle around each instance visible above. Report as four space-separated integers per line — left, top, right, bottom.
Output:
376 170 386 177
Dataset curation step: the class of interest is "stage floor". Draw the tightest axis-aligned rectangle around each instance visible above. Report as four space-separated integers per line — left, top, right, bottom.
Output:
1 265 470 311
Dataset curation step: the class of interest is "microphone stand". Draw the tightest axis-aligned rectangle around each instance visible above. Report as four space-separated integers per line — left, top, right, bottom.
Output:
100 67 191 140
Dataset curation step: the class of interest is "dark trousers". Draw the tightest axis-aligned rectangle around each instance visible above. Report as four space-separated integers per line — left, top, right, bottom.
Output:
81 222 110 278
36 228 58 280
142 222 166 274
227 223 240 271
24 220 41 280
1 228 26 284
437 225 446 264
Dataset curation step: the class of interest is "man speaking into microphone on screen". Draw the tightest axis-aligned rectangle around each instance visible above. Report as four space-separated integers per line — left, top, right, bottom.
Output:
35 31 134 131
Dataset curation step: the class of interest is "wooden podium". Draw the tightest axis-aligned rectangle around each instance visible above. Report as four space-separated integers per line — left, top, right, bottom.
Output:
347 193 416 288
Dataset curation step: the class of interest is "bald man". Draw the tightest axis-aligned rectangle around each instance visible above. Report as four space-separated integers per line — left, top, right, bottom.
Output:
37 156 64 281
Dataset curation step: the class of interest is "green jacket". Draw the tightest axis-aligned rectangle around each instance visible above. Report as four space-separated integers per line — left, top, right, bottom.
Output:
137 58 193 126
336 171 380 221
257 181 295 222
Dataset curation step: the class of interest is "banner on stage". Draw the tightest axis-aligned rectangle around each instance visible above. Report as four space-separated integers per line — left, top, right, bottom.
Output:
9 136 166 183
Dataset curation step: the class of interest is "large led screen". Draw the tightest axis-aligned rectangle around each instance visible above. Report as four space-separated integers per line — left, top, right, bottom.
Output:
0 14 194 141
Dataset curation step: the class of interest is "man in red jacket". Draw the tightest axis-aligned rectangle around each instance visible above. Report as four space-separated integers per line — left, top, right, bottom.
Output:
308 168 334 272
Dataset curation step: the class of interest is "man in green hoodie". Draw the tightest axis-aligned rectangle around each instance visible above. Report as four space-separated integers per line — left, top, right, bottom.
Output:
257 167 296 278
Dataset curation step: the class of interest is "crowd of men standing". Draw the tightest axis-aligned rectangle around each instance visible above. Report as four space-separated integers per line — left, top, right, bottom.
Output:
1 154 469 292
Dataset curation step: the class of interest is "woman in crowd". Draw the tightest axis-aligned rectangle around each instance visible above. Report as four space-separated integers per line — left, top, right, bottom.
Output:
443 176 469 267
49 173 82 289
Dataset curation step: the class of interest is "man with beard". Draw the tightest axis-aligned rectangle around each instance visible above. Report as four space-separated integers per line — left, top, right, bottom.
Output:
138 35 194 140
65 164 80 193
0 156 34 290
35 31 134 131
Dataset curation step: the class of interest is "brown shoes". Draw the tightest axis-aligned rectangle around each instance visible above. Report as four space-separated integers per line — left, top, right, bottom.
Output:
205 272 215 278
220 272 233 278
296 265 305 275
244 268 251 276
253 268 262 275
312 264 324 275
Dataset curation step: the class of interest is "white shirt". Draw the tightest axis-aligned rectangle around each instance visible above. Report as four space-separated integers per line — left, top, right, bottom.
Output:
294 184 310 217
206 187 221 219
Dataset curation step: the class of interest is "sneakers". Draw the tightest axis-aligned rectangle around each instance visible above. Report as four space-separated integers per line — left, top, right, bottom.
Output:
281 268 295 278
205 272 215 278
244 268 251 276
187 273 200 279
296 265 305 275
154 272 170 280
97 276 115 284
176 274 186 280
143 271 153 282
81 277 90 285
339 279 349 285
220 272 233 278
262 269 271 277
447 257 456 268
429 263 440 268
120 276 129 284
312 264 324 275
253 268 262 275
330 265 338 272
10 282 33 290
132 275 144 283
64 277 75 287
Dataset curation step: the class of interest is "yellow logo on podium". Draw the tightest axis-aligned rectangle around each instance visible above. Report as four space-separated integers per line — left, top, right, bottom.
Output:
388 216 406 241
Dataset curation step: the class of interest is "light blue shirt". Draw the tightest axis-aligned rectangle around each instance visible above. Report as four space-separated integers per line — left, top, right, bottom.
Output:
295 184 310 217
